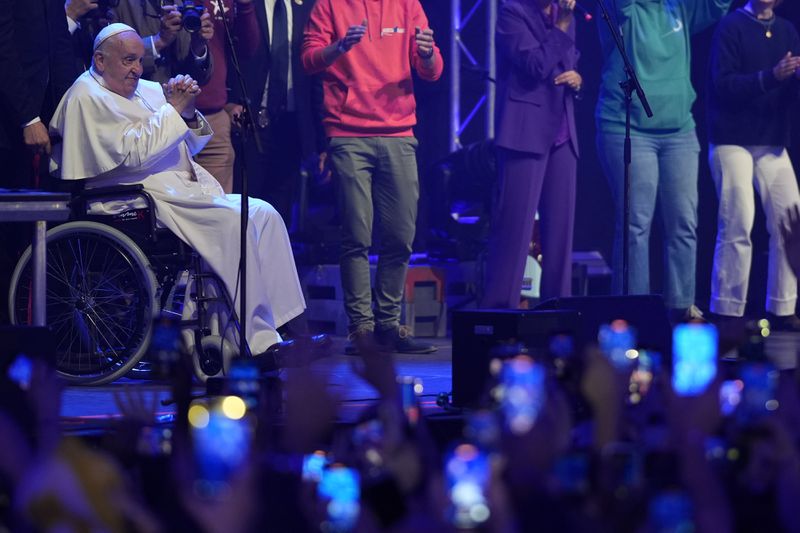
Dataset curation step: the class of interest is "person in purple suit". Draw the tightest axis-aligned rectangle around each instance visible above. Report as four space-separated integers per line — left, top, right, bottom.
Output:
480 0 581 309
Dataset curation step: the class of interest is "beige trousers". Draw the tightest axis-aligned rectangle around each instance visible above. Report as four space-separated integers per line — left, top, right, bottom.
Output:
194 109 235 193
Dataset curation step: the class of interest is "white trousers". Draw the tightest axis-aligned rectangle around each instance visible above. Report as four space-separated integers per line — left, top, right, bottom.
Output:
709 144 800 317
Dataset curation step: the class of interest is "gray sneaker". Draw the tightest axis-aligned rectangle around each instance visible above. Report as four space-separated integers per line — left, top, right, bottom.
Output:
375 325 437 354
344 327 376 356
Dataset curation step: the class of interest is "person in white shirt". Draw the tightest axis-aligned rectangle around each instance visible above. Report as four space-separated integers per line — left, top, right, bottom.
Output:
49 23 307 357
235 0 325 229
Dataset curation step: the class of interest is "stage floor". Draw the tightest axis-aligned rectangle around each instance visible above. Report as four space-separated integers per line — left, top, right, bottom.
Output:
60 336 455 434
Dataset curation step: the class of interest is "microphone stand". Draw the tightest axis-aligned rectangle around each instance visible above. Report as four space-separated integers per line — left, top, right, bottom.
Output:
595 0 652 295
218 7 262 359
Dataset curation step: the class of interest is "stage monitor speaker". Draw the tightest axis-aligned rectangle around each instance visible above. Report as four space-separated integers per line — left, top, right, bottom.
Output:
451 309 580 408
451 296 672 408
534 294 672 355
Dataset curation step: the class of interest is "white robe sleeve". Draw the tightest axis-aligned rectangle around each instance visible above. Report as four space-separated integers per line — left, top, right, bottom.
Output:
184 111 214 157
50 77 212 180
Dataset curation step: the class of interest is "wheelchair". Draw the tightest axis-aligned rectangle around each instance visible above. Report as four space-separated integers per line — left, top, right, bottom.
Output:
7 183 245 385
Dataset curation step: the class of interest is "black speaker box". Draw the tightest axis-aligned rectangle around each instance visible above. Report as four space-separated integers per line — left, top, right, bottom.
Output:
534 294 672 354
451 295 672 408
451 309 580 407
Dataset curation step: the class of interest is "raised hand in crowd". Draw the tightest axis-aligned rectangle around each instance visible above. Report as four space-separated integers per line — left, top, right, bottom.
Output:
580 347 624 450
0 412 33 489
177 458 258 533
665 377 734 533
503 379 572 482
283 366 340 453
26 358 64 455
351 340 400 404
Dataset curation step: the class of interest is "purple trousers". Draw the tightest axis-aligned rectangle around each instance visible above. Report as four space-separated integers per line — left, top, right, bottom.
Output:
480 142 577 308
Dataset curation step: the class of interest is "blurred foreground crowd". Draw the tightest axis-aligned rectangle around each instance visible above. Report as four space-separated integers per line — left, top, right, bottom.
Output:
2 316 800 533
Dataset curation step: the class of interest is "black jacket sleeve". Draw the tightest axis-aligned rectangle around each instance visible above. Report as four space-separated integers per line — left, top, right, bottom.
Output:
46 0 80 119
0 0 40 125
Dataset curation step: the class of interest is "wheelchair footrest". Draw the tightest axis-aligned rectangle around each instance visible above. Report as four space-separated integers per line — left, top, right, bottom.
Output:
190 294 224 304
192 271 220 281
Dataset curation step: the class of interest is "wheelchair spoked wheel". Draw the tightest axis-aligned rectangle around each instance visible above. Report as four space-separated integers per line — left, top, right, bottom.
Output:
8 221 158 385
125 277 187 381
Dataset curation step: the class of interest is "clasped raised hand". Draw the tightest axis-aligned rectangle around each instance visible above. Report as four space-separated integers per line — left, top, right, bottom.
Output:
163 74 201 119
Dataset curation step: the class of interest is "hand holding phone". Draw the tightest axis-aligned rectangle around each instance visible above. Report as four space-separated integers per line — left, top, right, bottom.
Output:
317 464 361 531
7 354 33 390
228 357 261 409
398 376 422 425
188 398 251 498
719 379 744 417
1 326 56 389
500 355 545 435
672 324 718 396
302 450 329 482
738 362 779 420
149 314 182 379
629 350 661 404
598 320 637 370
445 443 490 529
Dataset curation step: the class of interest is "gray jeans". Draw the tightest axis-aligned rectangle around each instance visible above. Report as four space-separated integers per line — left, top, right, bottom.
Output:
328 136 420 333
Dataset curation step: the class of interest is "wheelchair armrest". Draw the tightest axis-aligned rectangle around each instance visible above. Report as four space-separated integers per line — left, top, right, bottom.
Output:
72 184 161 242
76 184 145 199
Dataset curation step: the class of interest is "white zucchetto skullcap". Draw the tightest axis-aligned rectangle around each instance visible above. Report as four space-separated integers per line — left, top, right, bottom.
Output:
93 23 138 51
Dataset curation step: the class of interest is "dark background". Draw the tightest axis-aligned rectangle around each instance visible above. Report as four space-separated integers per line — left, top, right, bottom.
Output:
413 0 800 314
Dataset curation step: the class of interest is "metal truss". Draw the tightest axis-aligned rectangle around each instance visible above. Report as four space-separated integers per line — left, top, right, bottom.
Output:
450 0 497 152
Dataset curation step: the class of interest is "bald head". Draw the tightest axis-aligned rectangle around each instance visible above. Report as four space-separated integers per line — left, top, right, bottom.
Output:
93 30 145 99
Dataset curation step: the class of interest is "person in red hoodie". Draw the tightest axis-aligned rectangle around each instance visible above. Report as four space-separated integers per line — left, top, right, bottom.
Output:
193 0 261 193
302 0 443 354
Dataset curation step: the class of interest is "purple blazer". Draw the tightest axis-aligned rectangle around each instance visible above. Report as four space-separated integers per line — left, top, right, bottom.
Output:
495 0 580 157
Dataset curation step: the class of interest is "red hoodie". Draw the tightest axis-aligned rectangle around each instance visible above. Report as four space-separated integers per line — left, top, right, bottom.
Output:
302 0 443 137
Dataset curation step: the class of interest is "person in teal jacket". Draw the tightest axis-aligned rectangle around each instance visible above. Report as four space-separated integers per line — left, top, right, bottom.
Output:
595 0 731 321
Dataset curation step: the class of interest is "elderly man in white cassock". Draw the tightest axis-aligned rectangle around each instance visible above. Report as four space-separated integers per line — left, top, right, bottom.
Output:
48 23 309 363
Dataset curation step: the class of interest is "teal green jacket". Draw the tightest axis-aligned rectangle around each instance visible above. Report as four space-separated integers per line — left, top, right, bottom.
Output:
595 0 731 136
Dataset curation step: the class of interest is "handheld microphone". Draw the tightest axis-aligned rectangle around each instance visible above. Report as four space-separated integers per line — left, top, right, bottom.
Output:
574 1 593 21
